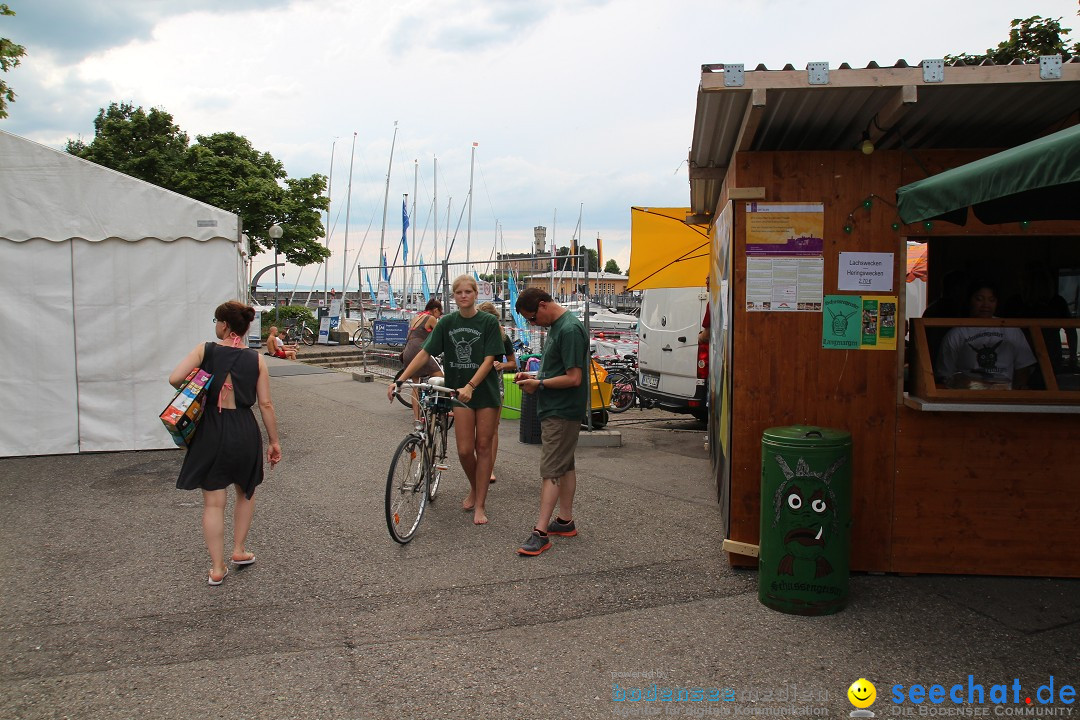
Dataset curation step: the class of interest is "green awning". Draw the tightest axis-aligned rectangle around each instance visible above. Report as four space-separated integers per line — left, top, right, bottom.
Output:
896 124 1080 226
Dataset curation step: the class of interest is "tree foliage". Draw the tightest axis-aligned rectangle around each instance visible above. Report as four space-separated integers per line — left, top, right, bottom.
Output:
555 245 599 273
66 103 189 188
946 16 1077 65
604 259 621 274
67 103 330 266
0 3 26 119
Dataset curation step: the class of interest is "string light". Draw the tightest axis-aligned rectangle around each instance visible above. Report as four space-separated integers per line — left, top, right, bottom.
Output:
841 193 906 235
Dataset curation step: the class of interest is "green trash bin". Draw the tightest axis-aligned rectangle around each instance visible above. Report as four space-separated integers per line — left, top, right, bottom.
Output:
759 425 851 616
502 373 521 420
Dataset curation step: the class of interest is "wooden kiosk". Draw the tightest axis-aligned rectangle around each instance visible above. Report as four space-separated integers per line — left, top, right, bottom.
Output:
689 58 1080 577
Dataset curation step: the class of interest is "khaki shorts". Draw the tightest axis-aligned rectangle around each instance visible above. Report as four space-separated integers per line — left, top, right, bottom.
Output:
539 416 581 480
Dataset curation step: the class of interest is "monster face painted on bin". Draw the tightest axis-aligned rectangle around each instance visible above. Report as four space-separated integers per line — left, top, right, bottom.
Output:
771 455 844 578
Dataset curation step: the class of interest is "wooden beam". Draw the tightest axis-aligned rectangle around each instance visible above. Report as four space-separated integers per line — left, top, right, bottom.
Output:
689 165 727 180
734 87 767 153
722 539 759 557
869 85 918 144
728 187 766 200
700 62 1080 92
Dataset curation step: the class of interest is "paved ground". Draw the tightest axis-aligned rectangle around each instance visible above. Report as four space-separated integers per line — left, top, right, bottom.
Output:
1 356 1078 719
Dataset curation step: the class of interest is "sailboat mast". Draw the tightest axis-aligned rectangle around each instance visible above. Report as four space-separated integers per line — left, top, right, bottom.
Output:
411 160 418 306
576 202 583 296
433 156 438 299
379 121 399 304
467 141 476 271
324 137 335 307
342 131 356 301
551 208 557 299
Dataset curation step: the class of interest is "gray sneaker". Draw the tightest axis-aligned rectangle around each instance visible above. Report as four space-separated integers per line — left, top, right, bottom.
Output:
516 529 551 556
546 517 578 537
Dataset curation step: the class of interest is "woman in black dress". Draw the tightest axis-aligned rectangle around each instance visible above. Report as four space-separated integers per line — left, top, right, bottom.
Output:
170 301 281 585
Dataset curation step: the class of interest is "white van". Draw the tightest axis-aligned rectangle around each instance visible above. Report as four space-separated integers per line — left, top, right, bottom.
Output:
636 286 709 421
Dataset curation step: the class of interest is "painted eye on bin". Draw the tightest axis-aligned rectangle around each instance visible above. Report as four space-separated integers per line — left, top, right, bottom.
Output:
811 499 827 513
786 492 802 510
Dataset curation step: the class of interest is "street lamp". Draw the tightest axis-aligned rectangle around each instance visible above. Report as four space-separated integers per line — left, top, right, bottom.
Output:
269 223 283 323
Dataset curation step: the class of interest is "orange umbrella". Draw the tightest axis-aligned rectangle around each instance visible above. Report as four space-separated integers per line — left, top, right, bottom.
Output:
906 243 927 282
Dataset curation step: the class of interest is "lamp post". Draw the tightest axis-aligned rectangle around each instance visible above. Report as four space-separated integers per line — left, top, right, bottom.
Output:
269 223 283 323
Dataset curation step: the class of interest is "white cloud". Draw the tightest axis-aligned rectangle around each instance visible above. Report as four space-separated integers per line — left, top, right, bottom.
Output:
4 0 1077 290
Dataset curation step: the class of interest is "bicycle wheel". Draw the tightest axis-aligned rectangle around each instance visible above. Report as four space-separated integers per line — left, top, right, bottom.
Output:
607 371 636 413
301 326 316 346
385 434 428 543
391 367 416 409
352 326 373 349
427 412 449 501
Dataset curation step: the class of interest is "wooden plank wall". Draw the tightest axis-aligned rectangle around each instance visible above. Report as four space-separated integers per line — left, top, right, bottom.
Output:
723 148 1080 575
726 150 902 571
893 407 1080 577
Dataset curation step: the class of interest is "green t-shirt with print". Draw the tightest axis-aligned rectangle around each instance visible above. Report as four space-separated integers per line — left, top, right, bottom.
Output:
538 310 589 421
422 310 505 409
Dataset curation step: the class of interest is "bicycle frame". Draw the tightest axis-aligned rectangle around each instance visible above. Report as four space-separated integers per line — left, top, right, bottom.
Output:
385 380 457 543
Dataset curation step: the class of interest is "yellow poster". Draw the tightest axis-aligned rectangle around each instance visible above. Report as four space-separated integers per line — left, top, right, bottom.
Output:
860 295 898 351
746 202 825 256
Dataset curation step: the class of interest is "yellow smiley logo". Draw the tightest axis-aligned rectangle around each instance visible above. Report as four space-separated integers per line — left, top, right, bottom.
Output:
847 678 876 708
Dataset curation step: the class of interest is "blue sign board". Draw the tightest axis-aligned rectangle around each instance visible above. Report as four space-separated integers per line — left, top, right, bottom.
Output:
373 319 410 346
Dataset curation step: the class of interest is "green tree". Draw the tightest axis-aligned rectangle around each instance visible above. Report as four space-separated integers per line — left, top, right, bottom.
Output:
946 15 1077 65
66 103 189 188
555 245 598 272
68 104 330 266
0 3 26 119
604 259 621 274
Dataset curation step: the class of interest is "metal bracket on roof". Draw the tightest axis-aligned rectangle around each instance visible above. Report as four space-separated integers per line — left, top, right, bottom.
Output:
724 64 745 87
922 59 944 83
1040 55 1062 79
807 62 829 85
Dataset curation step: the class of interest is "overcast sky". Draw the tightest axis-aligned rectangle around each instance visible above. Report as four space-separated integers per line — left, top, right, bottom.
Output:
4 0 1077 293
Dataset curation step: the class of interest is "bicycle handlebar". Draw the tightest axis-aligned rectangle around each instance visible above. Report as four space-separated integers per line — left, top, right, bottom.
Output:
399 381 456 396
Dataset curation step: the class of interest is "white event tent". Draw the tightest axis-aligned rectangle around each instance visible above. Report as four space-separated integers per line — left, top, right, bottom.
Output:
0 130 248 458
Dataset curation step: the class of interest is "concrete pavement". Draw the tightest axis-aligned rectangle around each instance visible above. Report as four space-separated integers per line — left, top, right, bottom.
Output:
1 357 1078 719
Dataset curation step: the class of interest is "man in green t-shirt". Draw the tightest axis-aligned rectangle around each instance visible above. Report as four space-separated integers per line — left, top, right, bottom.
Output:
513 288 589 556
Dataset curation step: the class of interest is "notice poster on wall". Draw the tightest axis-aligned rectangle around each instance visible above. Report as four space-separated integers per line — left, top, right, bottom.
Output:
822 295 898 350
746 203 825 256
746 256 824 312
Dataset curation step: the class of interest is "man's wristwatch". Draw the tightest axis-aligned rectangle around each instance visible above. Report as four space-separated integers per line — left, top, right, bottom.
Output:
538 379 545 391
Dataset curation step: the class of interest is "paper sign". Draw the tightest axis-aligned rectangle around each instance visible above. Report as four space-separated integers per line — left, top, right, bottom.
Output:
822 295 862 349
838 252 894 292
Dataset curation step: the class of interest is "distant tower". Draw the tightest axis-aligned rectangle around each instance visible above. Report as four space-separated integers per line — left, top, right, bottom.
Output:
533 226 547 255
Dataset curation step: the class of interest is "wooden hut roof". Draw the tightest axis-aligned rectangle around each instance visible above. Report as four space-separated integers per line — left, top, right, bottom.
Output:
689 57 1080 218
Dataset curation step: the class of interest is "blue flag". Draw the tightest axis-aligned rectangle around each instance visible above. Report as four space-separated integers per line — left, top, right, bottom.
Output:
381 253 389 281
365 272 375 302
420 257 431 303
401 199 410 265
507 272 529 345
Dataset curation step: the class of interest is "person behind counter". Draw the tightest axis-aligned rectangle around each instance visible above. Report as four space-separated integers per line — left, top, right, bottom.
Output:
935 281 1036 390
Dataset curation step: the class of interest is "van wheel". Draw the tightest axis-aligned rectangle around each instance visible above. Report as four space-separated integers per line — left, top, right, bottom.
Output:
692 408 708 423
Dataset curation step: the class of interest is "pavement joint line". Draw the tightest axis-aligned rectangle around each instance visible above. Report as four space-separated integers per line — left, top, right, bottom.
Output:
0 557 742 634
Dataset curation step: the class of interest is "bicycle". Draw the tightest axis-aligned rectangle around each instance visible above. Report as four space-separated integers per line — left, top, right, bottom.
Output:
283 320 316 346
595 354 638 413
385 378 459 544
605 368 638 413
391 356 446 410
351 325 373 349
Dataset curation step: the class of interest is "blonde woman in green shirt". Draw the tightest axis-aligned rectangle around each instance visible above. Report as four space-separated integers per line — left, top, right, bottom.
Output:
389 275 504 525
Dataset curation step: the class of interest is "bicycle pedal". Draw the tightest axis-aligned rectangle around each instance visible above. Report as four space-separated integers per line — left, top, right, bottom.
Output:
434 463 450 471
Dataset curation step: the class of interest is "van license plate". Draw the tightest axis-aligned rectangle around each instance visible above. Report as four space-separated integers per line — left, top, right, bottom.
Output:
640 372 659 389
